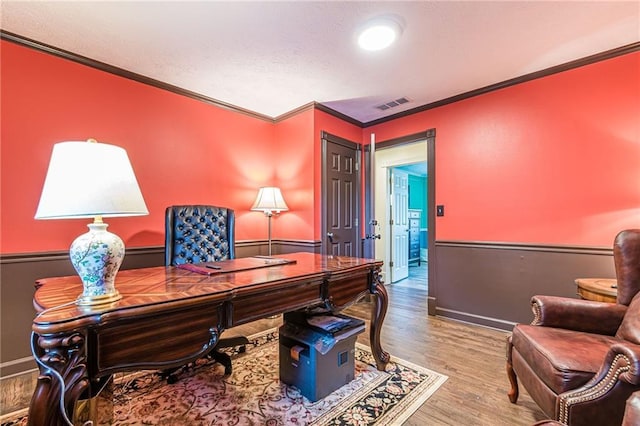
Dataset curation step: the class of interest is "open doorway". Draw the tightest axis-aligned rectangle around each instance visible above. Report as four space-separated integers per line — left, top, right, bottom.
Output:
366 129 436 314
373 140 428 292
393 162 428 289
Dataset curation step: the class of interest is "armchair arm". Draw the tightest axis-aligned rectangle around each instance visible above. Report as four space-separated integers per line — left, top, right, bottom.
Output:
613 342 640 386
558 341 640 424
531 295 627 335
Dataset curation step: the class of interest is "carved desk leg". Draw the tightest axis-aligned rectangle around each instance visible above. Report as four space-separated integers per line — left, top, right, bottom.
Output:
370 267 390 371
28 331 89 426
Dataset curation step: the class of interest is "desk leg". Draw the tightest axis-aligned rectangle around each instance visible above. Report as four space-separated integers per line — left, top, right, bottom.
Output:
28 331 89 426
370 276 390 371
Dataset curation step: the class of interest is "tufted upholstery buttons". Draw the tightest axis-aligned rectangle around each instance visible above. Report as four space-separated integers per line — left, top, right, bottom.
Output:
163 204 248 377
164 205 235 266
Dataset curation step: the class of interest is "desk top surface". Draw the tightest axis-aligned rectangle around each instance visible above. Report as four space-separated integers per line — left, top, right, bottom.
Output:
33 252 382 327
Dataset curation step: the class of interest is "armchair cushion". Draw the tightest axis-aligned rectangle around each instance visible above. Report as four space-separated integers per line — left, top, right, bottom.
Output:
512 324 617 394
617 293 640 344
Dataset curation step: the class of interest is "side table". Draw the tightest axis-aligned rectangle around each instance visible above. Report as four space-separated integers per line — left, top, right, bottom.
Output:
575 278 618 303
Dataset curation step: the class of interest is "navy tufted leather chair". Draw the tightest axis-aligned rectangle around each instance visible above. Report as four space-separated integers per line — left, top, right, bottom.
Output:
163 205 247 379
165 205 235 266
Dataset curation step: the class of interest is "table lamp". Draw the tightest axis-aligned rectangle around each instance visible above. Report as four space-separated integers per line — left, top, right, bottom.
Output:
251 187 288 256
35 139 148 306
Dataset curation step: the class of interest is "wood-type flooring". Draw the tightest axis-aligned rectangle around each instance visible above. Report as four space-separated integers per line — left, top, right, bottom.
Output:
229 264 547 426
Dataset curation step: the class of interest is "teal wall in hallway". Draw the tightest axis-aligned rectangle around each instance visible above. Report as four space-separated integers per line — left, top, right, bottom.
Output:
408 174 427 228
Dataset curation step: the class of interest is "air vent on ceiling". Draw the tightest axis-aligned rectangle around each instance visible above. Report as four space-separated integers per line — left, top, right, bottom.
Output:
375 97 410 111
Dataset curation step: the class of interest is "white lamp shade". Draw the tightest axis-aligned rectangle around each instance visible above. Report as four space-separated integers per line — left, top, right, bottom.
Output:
251 187 288 213
35 141 148 219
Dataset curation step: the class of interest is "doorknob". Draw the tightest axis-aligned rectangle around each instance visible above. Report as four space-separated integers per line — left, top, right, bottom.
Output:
366 219 381 240
327 232 334 242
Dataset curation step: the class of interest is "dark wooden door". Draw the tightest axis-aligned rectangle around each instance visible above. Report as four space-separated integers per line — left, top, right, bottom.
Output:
321 132 361 257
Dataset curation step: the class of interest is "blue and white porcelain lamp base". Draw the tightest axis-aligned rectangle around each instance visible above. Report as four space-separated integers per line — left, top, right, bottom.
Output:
71 217 124 306
34 141 149 306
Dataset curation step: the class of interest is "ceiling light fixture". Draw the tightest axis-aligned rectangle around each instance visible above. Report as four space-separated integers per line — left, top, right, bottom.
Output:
357 15 404 51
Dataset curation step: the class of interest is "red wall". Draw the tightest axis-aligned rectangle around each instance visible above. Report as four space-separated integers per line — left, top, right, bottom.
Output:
1 40 281 253
0 41 361 254
270 108 362 240
272 109 315 240
367 52 640 247
2 40 638 254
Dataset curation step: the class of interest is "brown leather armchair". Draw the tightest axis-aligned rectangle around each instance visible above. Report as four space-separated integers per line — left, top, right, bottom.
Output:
533 391 640 426
507 229 640 426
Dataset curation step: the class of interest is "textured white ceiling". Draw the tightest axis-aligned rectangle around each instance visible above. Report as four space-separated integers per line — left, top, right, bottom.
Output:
1 1 638 123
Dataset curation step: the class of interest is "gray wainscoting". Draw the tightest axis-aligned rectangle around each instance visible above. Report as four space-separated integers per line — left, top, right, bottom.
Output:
0 247 166 378
0 239 319 415
0 239 320 379
1 239 615 390
432 241 616 330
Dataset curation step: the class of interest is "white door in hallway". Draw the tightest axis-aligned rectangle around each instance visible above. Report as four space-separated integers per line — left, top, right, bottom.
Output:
390 169 409 282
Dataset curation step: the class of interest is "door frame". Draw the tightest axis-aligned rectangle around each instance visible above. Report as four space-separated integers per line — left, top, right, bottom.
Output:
320 131 362 257
364 129 437 315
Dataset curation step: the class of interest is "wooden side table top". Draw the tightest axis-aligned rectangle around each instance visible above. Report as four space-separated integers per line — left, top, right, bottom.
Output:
575 278 618 303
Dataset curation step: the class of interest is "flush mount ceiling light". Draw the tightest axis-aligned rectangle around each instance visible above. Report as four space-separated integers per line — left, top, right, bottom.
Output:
357 15 404 51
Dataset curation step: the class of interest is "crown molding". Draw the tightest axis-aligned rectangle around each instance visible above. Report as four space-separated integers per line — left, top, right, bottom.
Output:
0 30 274 123
362 41 640 127
312 102 364 127
3 31 637 129
272 102 315 122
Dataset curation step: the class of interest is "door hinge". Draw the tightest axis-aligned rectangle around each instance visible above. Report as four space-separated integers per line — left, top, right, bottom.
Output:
389 260 394 267
390 219 394 225
355 160 359 171
355 218 359 227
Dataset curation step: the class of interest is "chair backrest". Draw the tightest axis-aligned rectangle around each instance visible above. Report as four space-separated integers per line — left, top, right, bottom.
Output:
165 205 235 266
614 229 640 306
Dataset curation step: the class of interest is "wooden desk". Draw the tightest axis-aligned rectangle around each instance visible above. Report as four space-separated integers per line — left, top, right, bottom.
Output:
575 278 618 303
27 253 387 426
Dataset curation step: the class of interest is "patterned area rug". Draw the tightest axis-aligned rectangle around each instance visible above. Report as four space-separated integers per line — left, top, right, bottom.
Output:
2 329 447 425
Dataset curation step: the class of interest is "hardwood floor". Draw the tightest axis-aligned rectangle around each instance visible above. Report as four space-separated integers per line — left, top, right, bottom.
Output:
1 263 546 424
394 261 428 290
229 274 548 425
351 285 546 425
